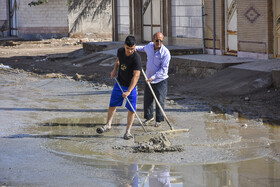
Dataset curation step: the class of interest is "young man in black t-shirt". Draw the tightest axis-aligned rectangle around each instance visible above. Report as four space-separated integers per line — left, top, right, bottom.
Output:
96 36 142 140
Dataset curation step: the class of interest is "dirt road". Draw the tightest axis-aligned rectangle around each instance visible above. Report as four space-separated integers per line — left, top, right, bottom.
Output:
1 38 280 123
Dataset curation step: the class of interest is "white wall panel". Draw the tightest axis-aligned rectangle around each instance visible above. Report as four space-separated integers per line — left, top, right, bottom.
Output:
172 0 203 39
117 0 130 35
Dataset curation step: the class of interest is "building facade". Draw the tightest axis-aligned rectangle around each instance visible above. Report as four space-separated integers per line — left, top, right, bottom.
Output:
112 0 203 47
112 0 278 59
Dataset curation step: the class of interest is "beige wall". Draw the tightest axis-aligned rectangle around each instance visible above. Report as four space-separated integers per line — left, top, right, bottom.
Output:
237 0 273 58
204 0 224 52
204 0 274 59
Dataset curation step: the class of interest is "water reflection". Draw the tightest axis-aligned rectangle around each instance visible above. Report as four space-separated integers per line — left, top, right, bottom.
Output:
148 165 171 187
130 165 171 187
130 158 280 186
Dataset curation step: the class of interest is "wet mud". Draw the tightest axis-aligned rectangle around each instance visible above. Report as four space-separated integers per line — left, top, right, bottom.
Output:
133 134 184 153
113 133 184 153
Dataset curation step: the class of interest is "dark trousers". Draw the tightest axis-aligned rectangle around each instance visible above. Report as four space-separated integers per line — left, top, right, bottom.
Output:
144 79 167 122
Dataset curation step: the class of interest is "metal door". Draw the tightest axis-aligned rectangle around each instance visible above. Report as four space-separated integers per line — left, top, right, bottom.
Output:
142 0 161 42
274 0 280 58
9 0 18 36
225 0 237 55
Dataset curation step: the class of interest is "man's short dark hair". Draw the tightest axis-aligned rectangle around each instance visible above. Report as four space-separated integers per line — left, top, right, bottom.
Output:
125 35 136 47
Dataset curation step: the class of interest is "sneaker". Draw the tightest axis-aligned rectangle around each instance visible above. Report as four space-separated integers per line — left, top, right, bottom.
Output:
154 122 162 127
123 132 133 140
143 117 154 125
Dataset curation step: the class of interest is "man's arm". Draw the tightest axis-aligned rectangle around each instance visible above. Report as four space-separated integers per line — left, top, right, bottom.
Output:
136 45 145 52
122 70 141 98
111 57 120 79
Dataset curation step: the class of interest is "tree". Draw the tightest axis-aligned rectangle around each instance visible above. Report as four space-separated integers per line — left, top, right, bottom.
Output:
28 0 49 7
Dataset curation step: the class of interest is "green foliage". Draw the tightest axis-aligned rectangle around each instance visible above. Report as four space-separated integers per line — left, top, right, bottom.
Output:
28 0 49 7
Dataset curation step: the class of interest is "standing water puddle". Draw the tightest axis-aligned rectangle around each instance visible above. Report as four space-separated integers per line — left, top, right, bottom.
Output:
26 112 280 186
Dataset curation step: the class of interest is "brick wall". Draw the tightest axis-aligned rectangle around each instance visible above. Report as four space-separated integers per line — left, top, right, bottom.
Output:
0 0 8 37
0 0 8 20
17 0 68 39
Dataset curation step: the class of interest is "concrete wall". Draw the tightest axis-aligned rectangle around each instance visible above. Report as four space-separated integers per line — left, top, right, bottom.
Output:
170 0 203 47
171 0 202 38
116 0 130 41
68 0 112 38
17 0 68 40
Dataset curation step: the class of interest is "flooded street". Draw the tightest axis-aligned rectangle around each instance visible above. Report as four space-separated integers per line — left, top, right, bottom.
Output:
1 68 280 186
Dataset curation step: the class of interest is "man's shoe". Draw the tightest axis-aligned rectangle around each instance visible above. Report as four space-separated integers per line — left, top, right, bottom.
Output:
123 132 133 140
96 125 111 134
143 117 154 125
154 122 162 127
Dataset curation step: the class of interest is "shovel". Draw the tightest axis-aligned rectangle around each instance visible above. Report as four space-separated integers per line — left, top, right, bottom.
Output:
133 69 190 143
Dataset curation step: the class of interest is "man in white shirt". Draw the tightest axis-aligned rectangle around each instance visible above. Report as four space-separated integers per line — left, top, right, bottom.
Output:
136 32 171 127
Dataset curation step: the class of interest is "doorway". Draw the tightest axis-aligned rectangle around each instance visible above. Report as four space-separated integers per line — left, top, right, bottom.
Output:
225 0 237 55
142 0 162 42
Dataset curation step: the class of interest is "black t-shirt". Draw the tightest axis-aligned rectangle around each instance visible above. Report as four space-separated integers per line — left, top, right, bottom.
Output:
117 47 142 87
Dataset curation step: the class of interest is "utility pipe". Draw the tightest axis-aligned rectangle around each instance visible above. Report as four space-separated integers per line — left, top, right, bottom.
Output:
213 0 216 55
202 0 205 54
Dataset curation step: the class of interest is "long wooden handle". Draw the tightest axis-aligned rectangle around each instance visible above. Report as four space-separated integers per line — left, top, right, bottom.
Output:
141 69 174 130
114 77 147 133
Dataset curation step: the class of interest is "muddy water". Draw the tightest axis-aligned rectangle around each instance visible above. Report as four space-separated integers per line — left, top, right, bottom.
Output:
1 68 280 186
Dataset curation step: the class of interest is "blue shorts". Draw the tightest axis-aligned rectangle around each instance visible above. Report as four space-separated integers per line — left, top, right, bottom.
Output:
109 83 138 112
